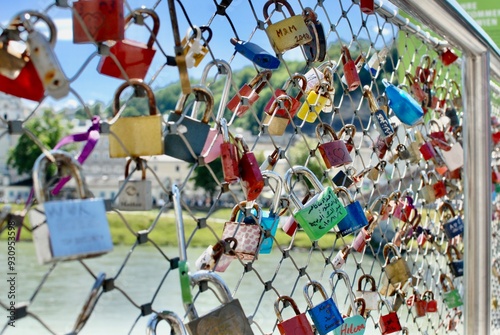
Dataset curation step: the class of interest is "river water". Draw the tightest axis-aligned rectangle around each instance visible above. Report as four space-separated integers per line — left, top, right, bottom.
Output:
1 243 427 335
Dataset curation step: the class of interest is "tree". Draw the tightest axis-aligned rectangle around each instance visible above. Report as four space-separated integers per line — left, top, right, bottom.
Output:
7 109 72 176
190 158 224 205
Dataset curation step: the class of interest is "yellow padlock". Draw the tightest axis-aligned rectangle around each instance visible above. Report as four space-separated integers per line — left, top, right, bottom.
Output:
263 0 312 54
297 89 328 123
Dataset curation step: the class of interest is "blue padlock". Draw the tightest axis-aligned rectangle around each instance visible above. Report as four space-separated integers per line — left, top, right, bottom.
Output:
447 245 464 277
335 187 369 236
304 280 343 334
259 170 286 254
439 202 464 239
382 78 423 126
230 38 280 70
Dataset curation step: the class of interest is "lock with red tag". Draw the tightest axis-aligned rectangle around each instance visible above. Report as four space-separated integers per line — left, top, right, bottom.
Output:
97 8 159 80
316 123 353 169
228 70 272 117
235 135 264 202
341 45 361 91
220 118 239 184
428 119 451 150
72 0 124 44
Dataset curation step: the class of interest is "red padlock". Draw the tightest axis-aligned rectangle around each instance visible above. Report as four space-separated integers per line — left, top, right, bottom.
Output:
429 171 446 199
431 85 448 110
275 296 315 335
405 72 426 103
411 294 427 318
97 8 159 80
415 55 436 87
316 123 353 169
360 0 375 14
72 0 124 44
352 227 371 252
379 300 402 334
419 141 436 161
235 135 264 201
227 70 272 116
264 73 307 119
422 290 438 313
220 118 239 184
439 47 459 66
341 45 361 91
428 120 450 150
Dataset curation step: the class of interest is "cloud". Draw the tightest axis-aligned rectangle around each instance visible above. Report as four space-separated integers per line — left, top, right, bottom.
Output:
53 18 73 41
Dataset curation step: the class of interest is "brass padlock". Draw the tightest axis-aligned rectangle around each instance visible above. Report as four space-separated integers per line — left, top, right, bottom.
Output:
263 0 312 54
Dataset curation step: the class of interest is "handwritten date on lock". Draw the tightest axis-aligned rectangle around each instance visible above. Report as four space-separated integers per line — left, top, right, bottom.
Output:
275 25 311 43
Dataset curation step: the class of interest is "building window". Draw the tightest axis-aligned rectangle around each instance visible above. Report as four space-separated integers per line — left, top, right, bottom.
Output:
176 165 180 172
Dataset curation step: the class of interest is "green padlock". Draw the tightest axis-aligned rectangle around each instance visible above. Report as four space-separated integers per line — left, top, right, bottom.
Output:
284 166 347 241
440 274 463 308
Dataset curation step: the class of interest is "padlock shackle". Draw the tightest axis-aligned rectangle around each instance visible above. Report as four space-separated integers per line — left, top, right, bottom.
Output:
315 122 339 143
248 70 272 94
189 270 233 320
197 59 232 122
188 25 212 46
362 85 379 113
263 0 296 25
72 272 105 333
284 165 324 210
212 237 238 259
10 10 57 47
33 150 86 204
124 157 147 180
341 45 353 65
113 79 157 116
174 85 214 124
267 95 294 117
262 170 284 215
422 290 435 302
439 273 455 292
378 298 396 313
449 79 462 98
274 295 302 322
396 144 407 153
446 244 462 261
427 170 441 184
428 119 443 132
146 310 188 335
383 243 402 266
419 170 430 186
220 117 231 143
334 186 354 204
439 201 456 218
368 195 389 214
419 54 432 68
329 269 357 316
346 297 366 317
303 280 329 309
125 8 160 49
229 200 262 223
338 123 356 141
357 274 377 292
282 73 307 100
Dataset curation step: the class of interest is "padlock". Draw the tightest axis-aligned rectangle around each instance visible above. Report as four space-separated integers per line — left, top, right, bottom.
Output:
146 310 188 335
338 124 356 153
355 274 379 312
0 24 44 101
330 269 367 335
419 140 437 161
72 272 106 333
383 243 412 288
332 168 355 188
296 79 329 123
378 300 402 334
415 55 436 87
97 8 159 80
265 73 307 123
72 0 124 44
360 0 375 14
185 271 254 335
364 47 389 76
440 274 463 308
235 136 265 201
363 86 394 138
367 160 386 181
392 193 417 223
22 11 70 100
117 158 152 211
109 79 163 158
182 26 212 68
393 211 420 247
0 31 27 79
405 72 426 103
284 166 348 241
445 106 461 128
430 85 449 110
351 226 371 253
421 290 438 313
29 150 112 264
374 129 397 160
275 295 314 335
263 95 295 135
428 119 450 150
281 192 313 236
335 187 369 236
341 45 361 91
332 246 351 270
220 118 240 184
446 244 464 277
164 85 214 163
263 0 312 54
198 60 233 163
382 78 423 126
259 170 286 254
411 292 428 318
419 171 436 203
448 310 462 330
228 70 272 116
230 38 280 69
449 80 463 109
428 171 447 199
439 202 464 239
316 123 353 169
304 280 343 334
439 142 464 172
308 62 337 113
439 47 459 66
396 144 411 161
221 201 262 261
213 238 239 272
302 7 326 62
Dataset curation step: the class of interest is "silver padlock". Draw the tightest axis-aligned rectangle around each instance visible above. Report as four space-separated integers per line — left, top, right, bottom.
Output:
331 245 350 270
185 271 254 335
29 150 112 264
117 158 152 211
146 310 188 335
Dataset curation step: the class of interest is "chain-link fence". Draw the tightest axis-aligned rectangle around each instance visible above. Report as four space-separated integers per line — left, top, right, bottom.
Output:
0 0 498 334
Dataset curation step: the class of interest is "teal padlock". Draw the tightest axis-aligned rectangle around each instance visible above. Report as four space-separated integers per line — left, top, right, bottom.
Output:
440 274 463 308
382 78 423 126
284 166 347 241
259 170 286 254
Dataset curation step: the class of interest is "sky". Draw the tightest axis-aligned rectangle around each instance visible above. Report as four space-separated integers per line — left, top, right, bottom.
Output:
0 0 398 111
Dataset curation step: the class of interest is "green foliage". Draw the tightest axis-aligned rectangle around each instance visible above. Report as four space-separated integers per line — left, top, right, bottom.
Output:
7 109 72 176
287 135 324 180
190 158 224 201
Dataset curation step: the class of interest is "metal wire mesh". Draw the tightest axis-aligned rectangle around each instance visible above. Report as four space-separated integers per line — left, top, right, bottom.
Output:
0 0 470 334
